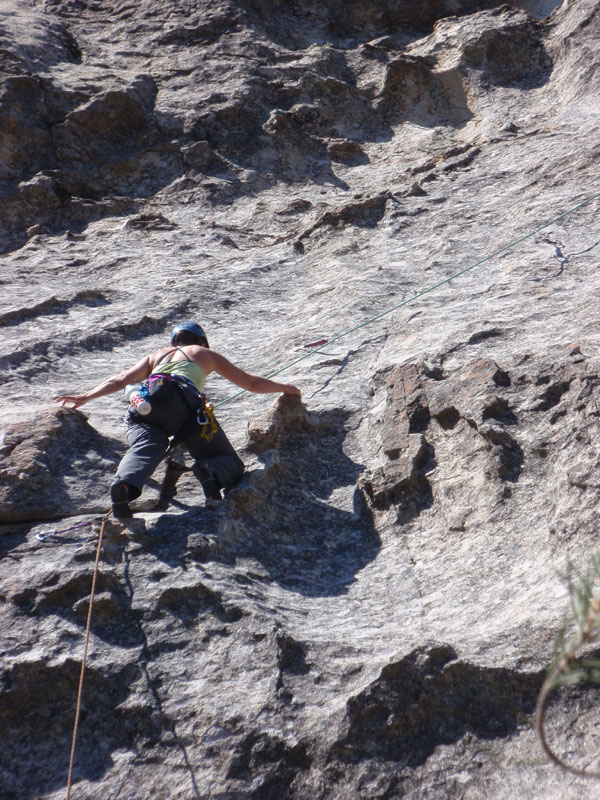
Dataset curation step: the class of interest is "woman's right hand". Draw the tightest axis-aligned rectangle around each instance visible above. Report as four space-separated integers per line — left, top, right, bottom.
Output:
55 394 89 410
281 384 301 397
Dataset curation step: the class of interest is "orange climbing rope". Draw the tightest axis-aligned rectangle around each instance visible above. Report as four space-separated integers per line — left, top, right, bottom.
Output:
65 513 109 800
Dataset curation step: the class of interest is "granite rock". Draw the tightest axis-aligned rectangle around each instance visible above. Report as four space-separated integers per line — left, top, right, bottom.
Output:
2 0 600 797
0 408 122 522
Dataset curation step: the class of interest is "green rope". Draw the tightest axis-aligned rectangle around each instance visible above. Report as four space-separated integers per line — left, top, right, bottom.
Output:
215 190 600 408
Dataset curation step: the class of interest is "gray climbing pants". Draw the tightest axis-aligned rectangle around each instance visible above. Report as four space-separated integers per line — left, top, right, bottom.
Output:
116 393 245 499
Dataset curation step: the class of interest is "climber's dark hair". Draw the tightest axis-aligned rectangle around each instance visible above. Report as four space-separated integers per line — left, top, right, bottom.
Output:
173 330 209 347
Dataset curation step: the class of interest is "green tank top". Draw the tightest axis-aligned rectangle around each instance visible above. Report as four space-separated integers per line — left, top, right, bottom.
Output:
152 359 206 391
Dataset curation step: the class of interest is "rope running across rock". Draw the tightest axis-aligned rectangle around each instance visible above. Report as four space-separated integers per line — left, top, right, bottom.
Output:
65 512 110 800
215 189 600 409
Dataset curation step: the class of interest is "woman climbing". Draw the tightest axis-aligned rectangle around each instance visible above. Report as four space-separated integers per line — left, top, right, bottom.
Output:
56 321 301 517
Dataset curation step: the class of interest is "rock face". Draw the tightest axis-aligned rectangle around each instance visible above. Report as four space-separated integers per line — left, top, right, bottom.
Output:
3 0 600 797
0 408 122 521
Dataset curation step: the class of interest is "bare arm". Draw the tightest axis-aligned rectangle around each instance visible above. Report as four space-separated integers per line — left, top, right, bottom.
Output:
55 354 153 410
205 351 301 396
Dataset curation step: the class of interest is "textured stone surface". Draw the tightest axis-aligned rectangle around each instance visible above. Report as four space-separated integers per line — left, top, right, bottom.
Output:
2 0 600 797
0 407 122 521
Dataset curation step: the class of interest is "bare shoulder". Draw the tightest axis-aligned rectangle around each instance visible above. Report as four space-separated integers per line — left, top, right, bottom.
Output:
148 346 174 370
204 349 250 380
201 348 232 366
190 345 216 371
153 346 174 358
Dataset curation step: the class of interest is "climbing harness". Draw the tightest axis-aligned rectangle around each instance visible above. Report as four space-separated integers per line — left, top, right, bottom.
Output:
214 189 600 409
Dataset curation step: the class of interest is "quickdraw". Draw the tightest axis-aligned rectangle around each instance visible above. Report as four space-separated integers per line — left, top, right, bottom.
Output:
37 518 100 542
123 370 219 442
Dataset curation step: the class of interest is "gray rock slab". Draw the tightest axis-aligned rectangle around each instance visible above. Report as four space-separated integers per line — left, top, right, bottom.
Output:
2 0 600 797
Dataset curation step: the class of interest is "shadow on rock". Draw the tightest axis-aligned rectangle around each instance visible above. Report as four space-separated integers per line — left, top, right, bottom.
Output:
0 660 144 800
0 74 183 254
234 0 508 49
0 408 122 523
138 508 222 567
0 523 29 556
328 643 543 769
12 533 147 650
458 10 553 90
213 396 381 597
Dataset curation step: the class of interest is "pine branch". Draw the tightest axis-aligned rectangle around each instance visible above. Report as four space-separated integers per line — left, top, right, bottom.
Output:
535 556 600 776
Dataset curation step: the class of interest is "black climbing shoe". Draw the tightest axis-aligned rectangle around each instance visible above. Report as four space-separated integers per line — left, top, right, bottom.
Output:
192 463 222 501
110 480 132 518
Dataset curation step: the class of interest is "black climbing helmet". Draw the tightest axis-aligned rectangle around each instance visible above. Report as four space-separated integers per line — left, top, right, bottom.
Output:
170 321 209 347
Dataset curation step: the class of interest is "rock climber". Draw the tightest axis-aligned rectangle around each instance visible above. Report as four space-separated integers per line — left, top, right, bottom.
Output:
55 321 301 517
